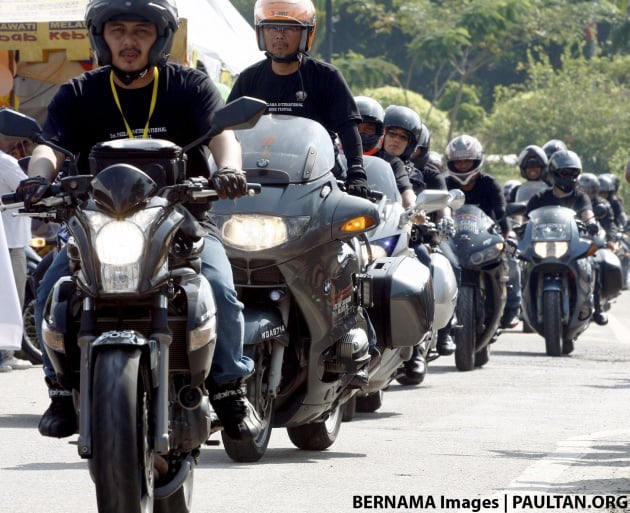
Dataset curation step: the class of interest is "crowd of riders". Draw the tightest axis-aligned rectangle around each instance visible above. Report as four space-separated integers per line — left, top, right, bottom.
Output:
4 0 628 451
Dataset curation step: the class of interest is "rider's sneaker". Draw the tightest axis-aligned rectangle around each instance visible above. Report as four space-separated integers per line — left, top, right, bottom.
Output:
0 362 12 372
3 355 33 370
593 311 608 326
38 389 77 438
209 379 262 441
499 309 520 329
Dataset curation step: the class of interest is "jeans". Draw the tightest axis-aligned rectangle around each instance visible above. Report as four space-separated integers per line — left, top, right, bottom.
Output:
35 234 253 385
505 255 522 312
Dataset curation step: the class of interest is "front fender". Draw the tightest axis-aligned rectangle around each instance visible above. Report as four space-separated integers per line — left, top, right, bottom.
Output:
243 306 288 346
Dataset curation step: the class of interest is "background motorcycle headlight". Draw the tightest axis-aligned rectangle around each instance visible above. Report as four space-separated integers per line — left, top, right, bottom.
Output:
533 241 569 259
221 214 310 251
470 242 504 265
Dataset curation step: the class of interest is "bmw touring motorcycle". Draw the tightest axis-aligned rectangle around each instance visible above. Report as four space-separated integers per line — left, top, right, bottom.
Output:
0 97 266 513
210 115 434 462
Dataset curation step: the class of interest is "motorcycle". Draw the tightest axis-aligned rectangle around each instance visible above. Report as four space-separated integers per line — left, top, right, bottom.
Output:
0 97 266 513
209 114 433 462
448 204 511 371
351 157 461 411
517 205 621 356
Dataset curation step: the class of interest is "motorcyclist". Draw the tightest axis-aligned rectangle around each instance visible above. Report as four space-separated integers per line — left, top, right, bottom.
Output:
578 173 619 242
525 150 608 325
444 134 519 329
375 104 419 208
404 120 459 358
354 98 428 381
16 0 262 441
508 144 549 204
225 0 370 198
599 173 627 230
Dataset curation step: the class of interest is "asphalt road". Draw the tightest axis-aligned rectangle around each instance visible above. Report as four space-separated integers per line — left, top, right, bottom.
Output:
2 291 630 513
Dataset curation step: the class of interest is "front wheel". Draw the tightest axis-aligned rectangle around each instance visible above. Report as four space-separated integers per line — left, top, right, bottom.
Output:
286 404 342 451
454 286 476 371
89 348 154 513
543 290 563 356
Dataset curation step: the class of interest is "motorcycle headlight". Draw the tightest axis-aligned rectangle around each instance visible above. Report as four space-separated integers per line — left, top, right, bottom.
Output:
470 242 504 266
86 209 161 293
218 214 310 251
533 241 569 259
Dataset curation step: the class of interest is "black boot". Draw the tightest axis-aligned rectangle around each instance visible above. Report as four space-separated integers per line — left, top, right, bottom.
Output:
397 344 426 386
38 378 77 438
499 307 520 329
592 284 608 326
436 326 456 356
208 378 262 441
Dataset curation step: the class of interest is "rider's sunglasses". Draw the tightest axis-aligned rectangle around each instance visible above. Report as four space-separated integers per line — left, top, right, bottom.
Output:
262 24 302 35
556 168 580 178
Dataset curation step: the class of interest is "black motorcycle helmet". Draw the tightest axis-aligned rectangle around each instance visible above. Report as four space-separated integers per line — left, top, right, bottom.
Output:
383 105 422 160
517 144 548 180
577 172 600 199
547 150 581 193
85 0 179 68
411 123 431 168
354 96 385 154
542 139 567 160
598 174 616 196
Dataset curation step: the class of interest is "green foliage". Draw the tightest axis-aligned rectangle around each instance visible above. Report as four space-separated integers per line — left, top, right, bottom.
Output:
436 82 485 132
481 53 630 178
332 51 402 90
360 86 450 152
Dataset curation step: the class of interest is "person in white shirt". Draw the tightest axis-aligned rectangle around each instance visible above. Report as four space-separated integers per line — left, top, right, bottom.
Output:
0 136 33 371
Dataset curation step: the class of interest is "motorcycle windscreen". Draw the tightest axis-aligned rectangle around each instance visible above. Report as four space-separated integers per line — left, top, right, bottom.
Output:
452 204 494 233
362 155 403 205
236 115 336 184
526 206 576 241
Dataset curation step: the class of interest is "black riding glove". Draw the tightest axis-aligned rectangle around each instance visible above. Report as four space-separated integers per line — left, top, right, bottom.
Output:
15 177 49 209
211 168 247 200
587 223 600 236
345 165 370 198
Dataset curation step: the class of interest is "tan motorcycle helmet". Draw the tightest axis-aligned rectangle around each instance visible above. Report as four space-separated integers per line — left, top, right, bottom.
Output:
254 0 317 53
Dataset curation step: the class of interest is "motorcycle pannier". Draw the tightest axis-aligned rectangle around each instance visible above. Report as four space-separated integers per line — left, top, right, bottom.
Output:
366 256 434 349
595 248 623 302
89 139 186 189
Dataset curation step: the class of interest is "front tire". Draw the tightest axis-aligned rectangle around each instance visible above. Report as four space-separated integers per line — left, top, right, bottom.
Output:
454 286 476 371
287 404 342 451
543 290 563 356
90 349 153 513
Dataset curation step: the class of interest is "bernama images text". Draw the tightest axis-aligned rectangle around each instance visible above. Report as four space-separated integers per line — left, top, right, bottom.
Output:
353 494 628 511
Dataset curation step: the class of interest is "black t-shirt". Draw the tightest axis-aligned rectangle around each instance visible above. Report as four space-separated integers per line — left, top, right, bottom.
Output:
228 55 360 131
227 55 363 168
526 188 592 217
445 173 509 233
43 63 224 177
375 150 413 194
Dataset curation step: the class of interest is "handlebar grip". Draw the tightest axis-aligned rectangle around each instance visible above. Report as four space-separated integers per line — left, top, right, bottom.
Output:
1 192 17 205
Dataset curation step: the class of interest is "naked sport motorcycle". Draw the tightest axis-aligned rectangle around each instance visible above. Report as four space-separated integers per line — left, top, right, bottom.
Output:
0 97 266 513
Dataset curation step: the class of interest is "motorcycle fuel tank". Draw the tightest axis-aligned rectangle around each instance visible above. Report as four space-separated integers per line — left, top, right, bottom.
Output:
366 255 433 348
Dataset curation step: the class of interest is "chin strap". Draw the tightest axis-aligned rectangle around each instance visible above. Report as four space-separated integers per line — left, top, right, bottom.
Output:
111 65 151 86
265 51 300 63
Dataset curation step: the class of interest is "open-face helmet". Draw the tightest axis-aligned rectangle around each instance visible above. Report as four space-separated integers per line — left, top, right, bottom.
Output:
254 0 316 53
85 0 179 67
517 144 548 181
547 149 581 193
383 105 422 160
445 134 484 186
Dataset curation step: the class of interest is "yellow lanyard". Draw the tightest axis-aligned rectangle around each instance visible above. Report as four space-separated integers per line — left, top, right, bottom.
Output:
109 66 159 139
